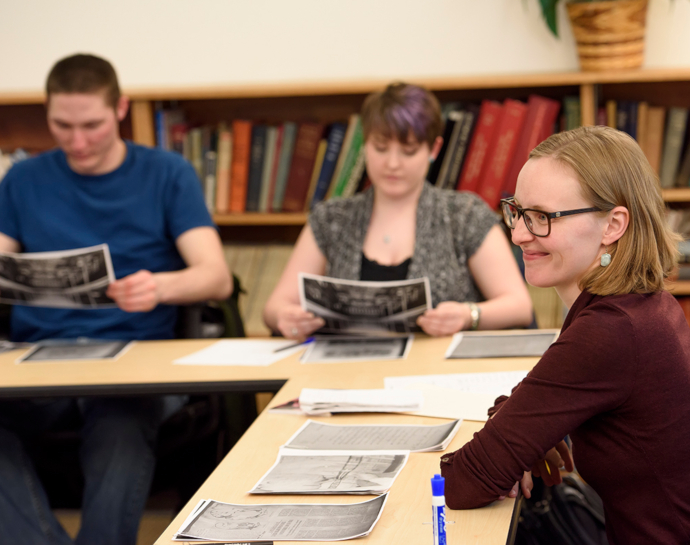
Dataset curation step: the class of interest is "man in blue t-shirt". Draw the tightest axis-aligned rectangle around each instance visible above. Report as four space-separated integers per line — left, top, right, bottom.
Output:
0 54 231 545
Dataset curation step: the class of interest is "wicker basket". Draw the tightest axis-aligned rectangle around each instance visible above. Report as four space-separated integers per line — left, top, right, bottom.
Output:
566 0 649 71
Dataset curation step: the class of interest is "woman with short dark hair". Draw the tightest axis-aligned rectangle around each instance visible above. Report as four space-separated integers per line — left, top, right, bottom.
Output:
263 82 533 339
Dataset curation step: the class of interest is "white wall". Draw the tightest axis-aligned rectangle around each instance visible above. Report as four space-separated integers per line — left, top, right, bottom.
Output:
1 0 689 93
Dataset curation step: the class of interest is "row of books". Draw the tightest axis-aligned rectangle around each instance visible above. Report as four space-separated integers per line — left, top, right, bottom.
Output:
156 93 563 213
155 93 690 214
593 99 690 189
155 108 369 214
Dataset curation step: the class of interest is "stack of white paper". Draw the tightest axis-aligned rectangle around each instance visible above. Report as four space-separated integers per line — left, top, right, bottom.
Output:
298 388 423 415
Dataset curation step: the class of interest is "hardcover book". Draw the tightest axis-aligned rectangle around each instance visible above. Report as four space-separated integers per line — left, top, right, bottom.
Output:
477 98 528 209
245 125 268 212
229 120 253 213
271 122 298 212
457 100 503 194
311 123 347 208
282 123 325 212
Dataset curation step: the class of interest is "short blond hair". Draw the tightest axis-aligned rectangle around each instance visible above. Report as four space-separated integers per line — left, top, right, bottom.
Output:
529 126 680 295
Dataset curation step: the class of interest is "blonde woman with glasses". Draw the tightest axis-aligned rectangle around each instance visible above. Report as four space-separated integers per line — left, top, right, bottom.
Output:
441 126 690 545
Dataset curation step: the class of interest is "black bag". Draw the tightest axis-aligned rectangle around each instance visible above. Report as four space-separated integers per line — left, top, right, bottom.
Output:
515 473 608 545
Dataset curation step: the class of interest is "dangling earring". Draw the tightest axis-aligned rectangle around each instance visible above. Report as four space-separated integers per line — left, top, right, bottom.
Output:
600 247 612 267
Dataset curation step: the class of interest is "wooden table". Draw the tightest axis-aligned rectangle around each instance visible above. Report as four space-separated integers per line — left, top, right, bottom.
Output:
0 336 538 544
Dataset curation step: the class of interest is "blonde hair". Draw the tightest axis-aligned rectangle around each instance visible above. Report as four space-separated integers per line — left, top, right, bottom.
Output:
529 126 680 295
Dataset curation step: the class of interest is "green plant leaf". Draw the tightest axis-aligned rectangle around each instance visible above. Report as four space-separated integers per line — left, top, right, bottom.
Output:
539 0 560 37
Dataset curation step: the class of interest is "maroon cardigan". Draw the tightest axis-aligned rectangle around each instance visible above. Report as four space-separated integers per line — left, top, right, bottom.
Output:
441 290 690 545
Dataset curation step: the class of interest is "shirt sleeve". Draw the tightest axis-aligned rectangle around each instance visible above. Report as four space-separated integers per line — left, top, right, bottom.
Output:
0 165 23 243
440 302 638 509
164 158 215 240
453 192 499 259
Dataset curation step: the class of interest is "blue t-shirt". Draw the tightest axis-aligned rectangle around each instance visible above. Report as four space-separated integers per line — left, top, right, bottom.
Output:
0 141 215 342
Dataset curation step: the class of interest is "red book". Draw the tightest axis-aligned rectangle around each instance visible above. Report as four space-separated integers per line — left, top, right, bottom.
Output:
457 100 503 194
477 99 528 209
502 95 561 198
266 125 284 212
281 123 325 212
229 120 253 213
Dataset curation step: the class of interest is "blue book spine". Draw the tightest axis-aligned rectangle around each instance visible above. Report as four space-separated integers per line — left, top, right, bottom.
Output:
310 123 347 208
155 110 166 149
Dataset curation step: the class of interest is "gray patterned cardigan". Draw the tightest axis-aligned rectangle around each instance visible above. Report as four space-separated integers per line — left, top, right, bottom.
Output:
309 182 498 307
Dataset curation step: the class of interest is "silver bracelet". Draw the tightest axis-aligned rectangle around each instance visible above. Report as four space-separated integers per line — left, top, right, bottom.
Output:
467 302 481 331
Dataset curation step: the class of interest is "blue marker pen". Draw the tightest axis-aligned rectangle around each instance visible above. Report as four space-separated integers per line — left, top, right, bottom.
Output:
431 474 447 545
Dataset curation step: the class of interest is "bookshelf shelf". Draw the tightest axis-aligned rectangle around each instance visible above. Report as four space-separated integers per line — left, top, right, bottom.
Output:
661 188 690 202
667 280 690 296
213 212 307 226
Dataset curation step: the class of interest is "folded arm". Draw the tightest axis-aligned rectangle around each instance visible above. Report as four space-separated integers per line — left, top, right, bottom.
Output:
440 305 635 508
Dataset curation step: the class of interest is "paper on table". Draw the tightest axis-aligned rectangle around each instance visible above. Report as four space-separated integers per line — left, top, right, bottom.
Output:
298 388 423 415
283 419 461 452
173 339 305 367
249 449 409 495
384 370 529 396
174 494 388 542
445 331 559 359
301 335 413 364
400 384 499 422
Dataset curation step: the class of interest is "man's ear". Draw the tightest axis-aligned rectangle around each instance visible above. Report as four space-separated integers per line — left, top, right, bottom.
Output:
116 96 130 122
602 206 629 246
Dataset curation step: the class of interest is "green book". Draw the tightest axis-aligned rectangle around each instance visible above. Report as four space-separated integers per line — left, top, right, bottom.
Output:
331 118 363 198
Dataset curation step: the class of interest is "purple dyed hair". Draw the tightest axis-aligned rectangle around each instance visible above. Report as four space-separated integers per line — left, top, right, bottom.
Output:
360 82 443 148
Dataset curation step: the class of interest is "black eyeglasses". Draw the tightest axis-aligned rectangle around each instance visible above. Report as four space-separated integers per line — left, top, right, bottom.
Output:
500 198 602 237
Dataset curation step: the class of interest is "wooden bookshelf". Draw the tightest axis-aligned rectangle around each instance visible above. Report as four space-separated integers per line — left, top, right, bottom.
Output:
5 68 690 225
213 212 306 226
667 280 690 296
661 188 690 203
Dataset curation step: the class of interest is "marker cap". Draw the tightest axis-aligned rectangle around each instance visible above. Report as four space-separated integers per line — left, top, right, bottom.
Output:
431 474 445 497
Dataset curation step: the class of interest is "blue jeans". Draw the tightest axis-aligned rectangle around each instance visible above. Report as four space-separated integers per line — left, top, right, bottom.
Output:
0 395 184 545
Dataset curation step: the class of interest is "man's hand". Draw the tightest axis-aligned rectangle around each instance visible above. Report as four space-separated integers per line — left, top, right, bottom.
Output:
276 304 325 340
416 301 472 336
106 270 160 313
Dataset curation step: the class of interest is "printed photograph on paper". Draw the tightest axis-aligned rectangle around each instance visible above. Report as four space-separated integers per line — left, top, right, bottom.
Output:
301 336 412 363
298 273 431 336
0 244 116 308
445 331 559 359
176 494 387 542
283 419 461 453
18 339 131 362
250 450 409 495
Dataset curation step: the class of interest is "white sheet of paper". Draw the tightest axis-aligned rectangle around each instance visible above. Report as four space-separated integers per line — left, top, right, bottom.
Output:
401 384 499 422
299 388 423 412
384 370 529 396
173 339 305 367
